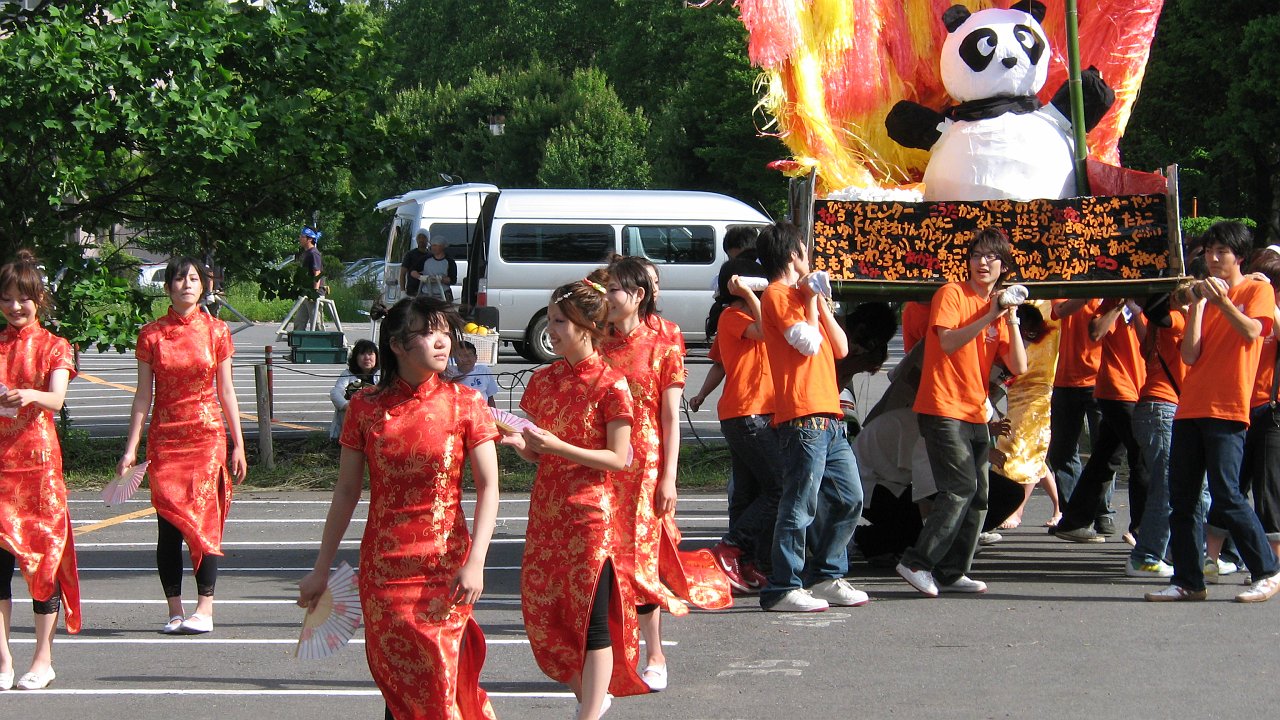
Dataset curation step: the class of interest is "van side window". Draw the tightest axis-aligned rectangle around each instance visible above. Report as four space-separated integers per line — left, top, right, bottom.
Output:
427 222 472 260
500 224 614 263
623 225 716 265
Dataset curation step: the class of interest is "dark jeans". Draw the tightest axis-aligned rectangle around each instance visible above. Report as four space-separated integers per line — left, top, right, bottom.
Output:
720 413 784 569
1059 399 1146 533
1168 418 1280 591
899 414 989 585
1047 386 1117 516
1240 404 1280 540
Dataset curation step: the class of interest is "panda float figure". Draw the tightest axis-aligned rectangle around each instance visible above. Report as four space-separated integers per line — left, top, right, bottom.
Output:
886 0 1115 202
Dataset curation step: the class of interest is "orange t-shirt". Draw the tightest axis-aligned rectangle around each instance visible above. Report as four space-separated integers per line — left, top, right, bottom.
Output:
1139 309 1186 405
1094 309 1146 402
760 281 841 424
901 301 931 353
1177 279 1277 423
913 282 1009 424
1252 332 1279 409
1053 298 1103 388
708 306 774 419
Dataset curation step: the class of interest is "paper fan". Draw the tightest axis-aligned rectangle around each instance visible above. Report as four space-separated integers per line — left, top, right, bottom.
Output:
0 382 16 418
296 561 362 660
490 407 536 434
101 461 150 506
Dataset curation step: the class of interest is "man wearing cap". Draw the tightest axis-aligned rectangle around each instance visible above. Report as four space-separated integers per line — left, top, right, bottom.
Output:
299 227 324 292
399 230 432 297
420 237 457 303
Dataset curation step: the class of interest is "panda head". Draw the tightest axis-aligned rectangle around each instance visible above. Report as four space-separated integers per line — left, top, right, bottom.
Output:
939 1 1049 104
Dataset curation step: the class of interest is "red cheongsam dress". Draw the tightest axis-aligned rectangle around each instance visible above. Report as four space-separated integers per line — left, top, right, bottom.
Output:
0 322 81 632
601 322 732 614
136 308 235 572
519 354 649 697
340 376 499 720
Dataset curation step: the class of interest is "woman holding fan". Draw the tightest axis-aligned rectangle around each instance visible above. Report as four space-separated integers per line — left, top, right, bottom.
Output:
299 295 500 720
503 278 648 720
599 256 731 693
117 257 247 635
0 250 80 690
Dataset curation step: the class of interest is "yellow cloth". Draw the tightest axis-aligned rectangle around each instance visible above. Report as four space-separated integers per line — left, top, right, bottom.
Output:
995 300 1060 484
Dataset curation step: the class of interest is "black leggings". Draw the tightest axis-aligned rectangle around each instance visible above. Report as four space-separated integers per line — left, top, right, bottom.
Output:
157 516 217 598
585 561 615 651
0 548 61 614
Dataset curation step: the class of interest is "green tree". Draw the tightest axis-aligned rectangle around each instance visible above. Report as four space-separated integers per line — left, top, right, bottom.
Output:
537 68 651 188
1120 1 1280 242
0 0 386 346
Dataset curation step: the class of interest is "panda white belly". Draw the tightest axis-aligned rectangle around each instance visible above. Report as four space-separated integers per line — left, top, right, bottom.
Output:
922 110 1077 201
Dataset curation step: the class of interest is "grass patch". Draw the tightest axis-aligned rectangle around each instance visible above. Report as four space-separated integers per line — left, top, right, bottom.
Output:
62 431 732 493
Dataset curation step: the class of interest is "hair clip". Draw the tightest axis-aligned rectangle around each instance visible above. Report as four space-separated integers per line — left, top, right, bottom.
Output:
583 278 607 294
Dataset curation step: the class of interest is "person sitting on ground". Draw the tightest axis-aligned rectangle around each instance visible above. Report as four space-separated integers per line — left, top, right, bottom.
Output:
329 340 380 441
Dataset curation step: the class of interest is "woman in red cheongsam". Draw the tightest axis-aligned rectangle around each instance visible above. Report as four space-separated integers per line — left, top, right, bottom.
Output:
504 278 646 720
299 296 500 720
0 250 80 691
597 257 732 694
118 258 247 635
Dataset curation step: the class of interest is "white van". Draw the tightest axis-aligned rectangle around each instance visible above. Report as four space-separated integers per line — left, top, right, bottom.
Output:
376 184 770 362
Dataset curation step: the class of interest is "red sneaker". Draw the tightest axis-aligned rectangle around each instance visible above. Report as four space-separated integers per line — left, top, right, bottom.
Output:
709 542 750 592
740 562 770 591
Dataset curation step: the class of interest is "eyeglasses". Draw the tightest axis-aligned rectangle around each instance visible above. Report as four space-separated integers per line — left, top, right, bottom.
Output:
973 253 1001 263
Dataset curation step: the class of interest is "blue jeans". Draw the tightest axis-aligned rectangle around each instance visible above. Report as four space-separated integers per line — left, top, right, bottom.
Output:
1047 386 1116 516
900 414 989 585
761 415 863 605
1059 399 1146 532
1130 401 1177 565
720 414 784 568
1167 418 1280 591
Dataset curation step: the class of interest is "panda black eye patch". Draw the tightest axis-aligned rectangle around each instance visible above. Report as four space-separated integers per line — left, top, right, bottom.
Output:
1013 25 1045 64
959 28 998 72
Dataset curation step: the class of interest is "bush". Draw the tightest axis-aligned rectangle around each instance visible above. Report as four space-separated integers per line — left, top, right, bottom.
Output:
1181 216 1257 240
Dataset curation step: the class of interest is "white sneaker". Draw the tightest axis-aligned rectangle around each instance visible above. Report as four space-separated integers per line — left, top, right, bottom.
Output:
807 578 869 607
1126 559 1174 578
977 532 1002 546
896 562 939 597
938 575 988 594
0 669 13 691
1235 574 1280 603
764 588 829 612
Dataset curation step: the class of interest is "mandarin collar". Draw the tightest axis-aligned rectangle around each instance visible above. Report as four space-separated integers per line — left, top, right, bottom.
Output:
0 320 42 340
166 306 203 326
395 373 442 399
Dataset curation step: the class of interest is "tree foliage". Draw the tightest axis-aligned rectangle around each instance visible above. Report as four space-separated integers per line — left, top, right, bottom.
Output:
1120 1 1280 242
0 0 385 346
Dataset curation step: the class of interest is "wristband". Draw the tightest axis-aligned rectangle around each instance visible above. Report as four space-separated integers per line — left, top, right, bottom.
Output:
1006 314 1020 327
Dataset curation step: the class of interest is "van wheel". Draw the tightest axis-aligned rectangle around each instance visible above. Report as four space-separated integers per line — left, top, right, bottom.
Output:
525 313 558 364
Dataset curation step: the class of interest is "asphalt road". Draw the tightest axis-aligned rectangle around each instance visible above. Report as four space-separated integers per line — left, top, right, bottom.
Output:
4 490 1277 720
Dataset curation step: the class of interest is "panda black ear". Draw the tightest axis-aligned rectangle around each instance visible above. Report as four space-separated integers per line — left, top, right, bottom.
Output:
1011 0 1047 24
942 4 971 32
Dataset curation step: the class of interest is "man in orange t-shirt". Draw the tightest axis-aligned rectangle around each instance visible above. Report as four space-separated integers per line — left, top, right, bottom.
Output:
1147 222 1280 603
756 222 867 613
896 228 1027 597
1053 298 1148 542
689 266 781 593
